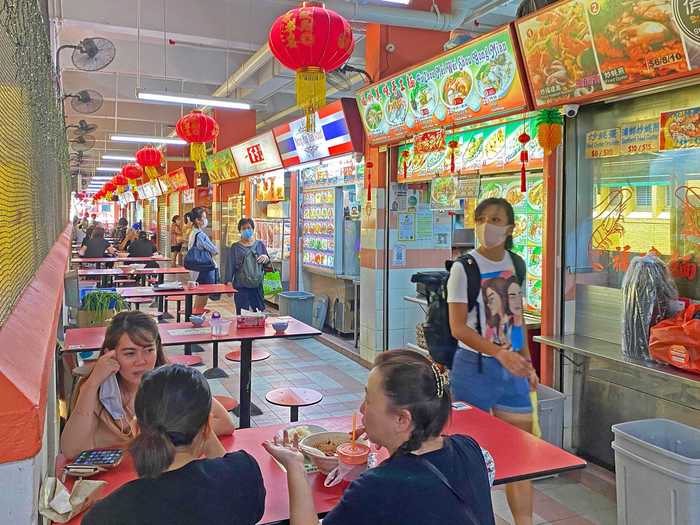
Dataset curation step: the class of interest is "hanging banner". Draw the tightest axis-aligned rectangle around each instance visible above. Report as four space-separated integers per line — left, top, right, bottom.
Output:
396 118 543 182
167 168 190 191
516 0 700 109
356 27 529 145
204 148 239 183
585 128 621 159
231 131 283 177
414 130 446 154
620 120 660 155
660 106 700 151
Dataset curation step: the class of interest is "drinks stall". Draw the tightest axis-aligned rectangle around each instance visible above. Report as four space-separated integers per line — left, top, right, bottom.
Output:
272 98 365 335
515 0 700 466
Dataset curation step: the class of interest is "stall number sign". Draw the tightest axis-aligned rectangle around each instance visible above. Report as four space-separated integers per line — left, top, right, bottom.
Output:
231 130 283 176
585 128 620 159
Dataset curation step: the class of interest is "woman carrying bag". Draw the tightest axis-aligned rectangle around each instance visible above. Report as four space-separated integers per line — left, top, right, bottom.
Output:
183 207 219 311
224 218 270 314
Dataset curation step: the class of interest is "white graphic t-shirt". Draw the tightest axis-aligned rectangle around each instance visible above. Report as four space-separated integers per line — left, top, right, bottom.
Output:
446 250 525 355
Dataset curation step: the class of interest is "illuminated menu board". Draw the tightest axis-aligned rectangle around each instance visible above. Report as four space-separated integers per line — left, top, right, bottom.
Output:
516 0 700 108
356 27 529 145
231 131 283 177
204 148 239 183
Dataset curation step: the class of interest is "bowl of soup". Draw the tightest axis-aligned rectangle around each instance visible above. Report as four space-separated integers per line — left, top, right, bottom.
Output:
299 432 369 474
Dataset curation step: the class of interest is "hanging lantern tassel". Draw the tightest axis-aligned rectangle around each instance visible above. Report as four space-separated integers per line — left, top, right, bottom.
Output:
297 67 326 132
518 132 531 193
401 150 409 179
366 161 374 202
144 166 159 181
448 140 459 173
190 142 207 173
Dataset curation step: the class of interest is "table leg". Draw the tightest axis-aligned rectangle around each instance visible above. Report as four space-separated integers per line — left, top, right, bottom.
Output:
290 406 299 423
231 339 264 427
354 282 359 349
183 294 204 354
203 342 228 379
158 273 173 320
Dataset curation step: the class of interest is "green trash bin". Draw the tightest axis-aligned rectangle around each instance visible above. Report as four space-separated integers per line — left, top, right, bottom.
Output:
278 291 314 326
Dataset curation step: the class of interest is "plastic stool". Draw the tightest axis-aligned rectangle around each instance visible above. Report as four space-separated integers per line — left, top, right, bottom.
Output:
214 395 239 412
265 387 323 422
224 349 271 363
165 295 185 321
168 355 203 366
126 297 152 311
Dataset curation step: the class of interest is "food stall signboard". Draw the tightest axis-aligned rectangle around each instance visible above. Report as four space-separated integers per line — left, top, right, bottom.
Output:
356 27 529 145
231 131 283 177
204 148 239 183
167 168 190 191
516 0 700 109
397 118 544 182
585 128 621 159
621 120 660 155
274 99 363 167
660 107 700 151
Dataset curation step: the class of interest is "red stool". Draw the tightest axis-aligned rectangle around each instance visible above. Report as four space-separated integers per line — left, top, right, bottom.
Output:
214 395 239 412
265 387 323 422
224 349 271 363
126 297 153 311
168 355 203 366
165 295 185 321
115 279 138 287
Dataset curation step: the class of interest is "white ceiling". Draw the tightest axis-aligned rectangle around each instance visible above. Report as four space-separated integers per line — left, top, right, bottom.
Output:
52 0 520 188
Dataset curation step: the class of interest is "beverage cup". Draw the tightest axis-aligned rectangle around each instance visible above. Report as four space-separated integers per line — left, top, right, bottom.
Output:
186 280 200 289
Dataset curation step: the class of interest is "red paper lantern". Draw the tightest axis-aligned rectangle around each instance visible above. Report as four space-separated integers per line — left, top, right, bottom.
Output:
175 110 219 172
103 181 116 200
135 147 163 180
122 163 145 189
113 173 128 193
269 1 354 130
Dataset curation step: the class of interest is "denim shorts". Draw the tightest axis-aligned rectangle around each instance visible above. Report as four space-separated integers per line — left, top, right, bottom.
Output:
195 269 216 285
449 348 532 414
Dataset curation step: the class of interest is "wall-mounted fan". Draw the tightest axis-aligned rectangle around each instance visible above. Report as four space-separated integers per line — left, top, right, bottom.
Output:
66 120 98 138
67 38 116 71
327 64 372 92
64 89 104 114
70 134 96 153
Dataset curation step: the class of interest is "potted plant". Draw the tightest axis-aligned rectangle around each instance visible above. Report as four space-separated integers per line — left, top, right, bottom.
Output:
78 290 129 327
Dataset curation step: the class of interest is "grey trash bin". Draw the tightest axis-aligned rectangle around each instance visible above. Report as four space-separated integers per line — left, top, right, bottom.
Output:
612 418 700 525
536 384 565 448
278 291 315 326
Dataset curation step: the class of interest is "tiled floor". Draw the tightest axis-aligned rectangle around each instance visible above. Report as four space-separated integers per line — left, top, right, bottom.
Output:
154 297 617 525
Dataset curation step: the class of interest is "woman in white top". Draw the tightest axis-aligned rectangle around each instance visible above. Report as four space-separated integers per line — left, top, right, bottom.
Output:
186 207 218 311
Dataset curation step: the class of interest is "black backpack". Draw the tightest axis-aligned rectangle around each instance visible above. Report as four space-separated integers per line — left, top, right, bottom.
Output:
421 251 526 369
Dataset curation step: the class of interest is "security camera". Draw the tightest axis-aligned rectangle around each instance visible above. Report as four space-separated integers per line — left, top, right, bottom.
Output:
385 43 396 53
563 104 579 118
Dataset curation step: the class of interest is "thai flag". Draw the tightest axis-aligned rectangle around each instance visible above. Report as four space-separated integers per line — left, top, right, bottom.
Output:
274 100 354 167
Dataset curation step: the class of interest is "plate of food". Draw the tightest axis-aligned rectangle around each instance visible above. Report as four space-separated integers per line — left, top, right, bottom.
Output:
364 102 384 132
505 182 526 209
479 183 503 201
384 91 408 126
483 127 506 162
476 53 516 100
461 134 484 166
409 82 438 119
440 70 473 109
527 180 544 211
431 176 458 208
299 431 369 475
513 216 528 244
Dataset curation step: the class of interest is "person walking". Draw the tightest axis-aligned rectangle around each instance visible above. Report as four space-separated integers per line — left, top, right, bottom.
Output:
170 215 184 265
224 218 270 314
184 207 218 312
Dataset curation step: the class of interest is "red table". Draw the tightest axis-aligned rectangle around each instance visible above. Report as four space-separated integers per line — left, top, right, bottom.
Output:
64 317 320 428
71 256 171 268
78 267 189 289
60 410 586 525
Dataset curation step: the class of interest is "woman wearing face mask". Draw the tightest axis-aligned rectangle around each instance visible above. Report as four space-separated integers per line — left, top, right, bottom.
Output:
447 198 537 525
186 207 219 311
224 218 270 314
263 350 496 525
60 311 235 459
82 365 265 525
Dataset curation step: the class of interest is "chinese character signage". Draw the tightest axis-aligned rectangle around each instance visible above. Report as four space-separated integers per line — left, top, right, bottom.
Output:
620 120 660 155
204 148 239 184
396 118 544 182
356 27 529 145
585 128 621 159
167 168 190 192
231 131 283 177
414 130 446 154
660 106 700 151
273 99 364 167
517 0 700 108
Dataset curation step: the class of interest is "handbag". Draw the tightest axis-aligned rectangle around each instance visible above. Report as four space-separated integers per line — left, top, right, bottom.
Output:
263 270 283 297
183 231 216 272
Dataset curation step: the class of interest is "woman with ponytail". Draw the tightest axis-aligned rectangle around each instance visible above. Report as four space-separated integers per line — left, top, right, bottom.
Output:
83 365 266 525
264 350 496 525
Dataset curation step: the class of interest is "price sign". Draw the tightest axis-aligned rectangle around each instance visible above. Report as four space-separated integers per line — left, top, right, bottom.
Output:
585 128 620 159
621 120 659 156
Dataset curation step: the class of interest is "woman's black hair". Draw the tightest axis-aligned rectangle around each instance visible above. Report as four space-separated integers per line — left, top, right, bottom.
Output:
118 217 128 227
171 214 180 224
92 226 105 239
474 197 516 250
129 365 212 479
138 230 149 241
373 350 451 455
100 310 166 367
188 207 206 227
238 217 255 231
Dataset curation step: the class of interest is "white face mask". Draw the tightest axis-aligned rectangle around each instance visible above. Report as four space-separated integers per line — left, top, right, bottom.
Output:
201 218 208 228
99 374 125 421
476 222 509 249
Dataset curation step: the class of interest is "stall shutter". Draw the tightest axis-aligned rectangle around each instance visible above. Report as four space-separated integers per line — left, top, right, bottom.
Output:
158 196 168 253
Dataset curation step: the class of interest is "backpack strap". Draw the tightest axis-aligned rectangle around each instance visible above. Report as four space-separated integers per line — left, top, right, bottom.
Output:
453 254 485 373
508 250 526 287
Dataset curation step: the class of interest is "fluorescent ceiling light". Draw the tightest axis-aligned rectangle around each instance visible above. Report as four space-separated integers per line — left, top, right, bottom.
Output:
111 134 186 145
102 154 136 161
379 0 410 4
137 90 251 110
95 166 122 173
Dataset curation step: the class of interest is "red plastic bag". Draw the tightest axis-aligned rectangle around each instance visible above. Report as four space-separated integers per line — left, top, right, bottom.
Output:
649 304 700 374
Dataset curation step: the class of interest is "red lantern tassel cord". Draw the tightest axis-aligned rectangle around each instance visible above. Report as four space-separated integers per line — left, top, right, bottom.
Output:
518 132 531 193
448 140 459 174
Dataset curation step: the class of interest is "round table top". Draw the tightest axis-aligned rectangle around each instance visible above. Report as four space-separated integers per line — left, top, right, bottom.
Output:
266 387 323 408
225 349 271 362
168 355 203 366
